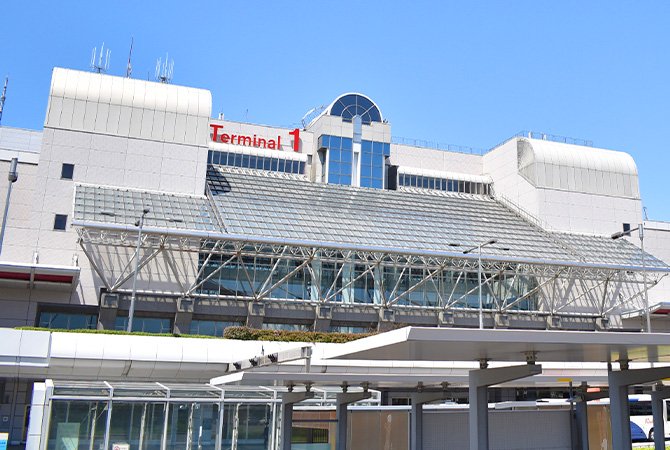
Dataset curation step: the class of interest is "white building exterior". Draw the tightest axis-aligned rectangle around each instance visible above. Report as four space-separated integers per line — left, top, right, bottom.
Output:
0 67 669 448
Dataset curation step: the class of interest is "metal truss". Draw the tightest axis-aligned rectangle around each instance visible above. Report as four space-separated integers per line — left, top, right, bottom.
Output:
76 228 665 319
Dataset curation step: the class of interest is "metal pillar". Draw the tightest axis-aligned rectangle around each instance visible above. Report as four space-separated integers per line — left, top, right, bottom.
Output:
411 391 450 450
607 365 670 450
574 382 608 450
468 363 542 450
336 390 372 450
651 384 670 449
280 391 314 450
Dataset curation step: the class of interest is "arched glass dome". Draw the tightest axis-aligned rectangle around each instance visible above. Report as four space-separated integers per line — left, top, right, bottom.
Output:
326 93 383 125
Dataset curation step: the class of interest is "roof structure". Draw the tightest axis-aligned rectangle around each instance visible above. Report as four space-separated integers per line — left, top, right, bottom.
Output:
73 166 667 271
323 326 670 364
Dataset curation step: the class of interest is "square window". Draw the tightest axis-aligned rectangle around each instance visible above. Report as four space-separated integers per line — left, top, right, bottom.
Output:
61 163 75 180
54 214 68 231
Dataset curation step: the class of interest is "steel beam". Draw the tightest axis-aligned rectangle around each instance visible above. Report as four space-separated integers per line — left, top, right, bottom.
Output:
411 391 450 450
468 363 542 450
608 365 670 450
336 391 372 450
281 391 315 450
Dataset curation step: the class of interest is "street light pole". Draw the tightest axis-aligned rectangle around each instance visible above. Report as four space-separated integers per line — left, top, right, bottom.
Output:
612 223 650 333
0 158 18 256
127 208 150 333
463 239 502 330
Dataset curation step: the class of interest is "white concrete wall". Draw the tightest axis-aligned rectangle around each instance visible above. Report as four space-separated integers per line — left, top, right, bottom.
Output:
484 138 642 236
391 144 483 175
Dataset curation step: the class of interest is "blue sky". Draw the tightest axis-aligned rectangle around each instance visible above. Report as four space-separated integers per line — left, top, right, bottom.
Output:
2 1 669 220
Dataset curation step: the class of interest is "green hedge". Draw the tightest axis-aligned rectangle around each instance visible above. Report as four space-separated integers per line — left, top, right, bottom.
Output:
15 326 374 343
224 326 374 343
14 326 217 339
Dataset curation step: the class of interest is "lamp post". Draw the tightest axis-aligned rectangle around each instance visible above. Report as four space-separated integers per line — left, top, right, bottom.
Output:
0 157 18 256
127 207 150 332
463 239 508 329
611 224 650 333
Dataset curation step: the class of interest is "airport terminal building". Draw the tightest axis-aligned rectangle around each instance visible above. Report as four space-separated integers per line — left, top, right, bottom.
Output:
1 67 670 449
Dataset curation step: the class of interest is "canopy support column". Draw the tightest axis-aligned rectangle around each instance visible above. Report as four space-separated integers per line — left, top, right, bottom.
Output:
411 390 450 450
574 382 608 450
336 390 372 450
281 390 315 450
608 364 670 450
468 362 542 450
652 383 670 449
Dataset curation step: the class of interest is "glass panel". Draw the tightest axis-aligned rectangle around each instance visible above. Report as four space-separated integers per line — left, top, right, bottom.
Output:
221 404 272 450
165 403 219 450
108 402 165 450
46 400 108 450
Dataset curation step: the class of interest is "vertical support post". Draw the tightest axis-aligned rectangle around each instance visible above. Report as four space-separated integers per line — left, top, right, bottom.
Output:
281 403 294 450
468 363 542 450
410 402 423 450
468 384 489 450
651 383 670 450
411 391 450 450
336 391 372 450
478 246 483 329
604 363 670 450
574 398 588 450
609 382 631 450
280 391 314 450
128 208 149 332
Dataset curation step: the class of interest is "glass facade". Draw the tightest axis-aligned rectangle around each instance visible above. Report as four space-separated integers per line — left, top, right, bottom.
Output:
196 250 538 311
115 316 173 334
41 382 384 450
398 173 491 195
208 150 305 175
189 319 241 336
319 135 389 189
38 311 97 330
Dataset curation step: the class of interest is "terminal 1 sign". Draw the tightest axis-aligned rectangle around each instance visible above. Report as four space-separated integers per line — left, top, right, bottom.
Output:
210 124 300 152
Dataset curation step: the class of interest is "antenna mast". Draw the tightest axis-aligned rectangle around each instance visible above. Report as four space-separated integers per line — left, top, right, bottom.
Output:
0 77 7 126
126 37 134 78
155 54 174 84
90 43 111 73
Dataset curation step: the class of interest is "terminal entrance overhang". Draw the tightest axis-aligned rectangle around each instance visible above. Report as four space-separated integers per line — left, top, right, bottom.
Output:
0 261 80 291
323 326 670 364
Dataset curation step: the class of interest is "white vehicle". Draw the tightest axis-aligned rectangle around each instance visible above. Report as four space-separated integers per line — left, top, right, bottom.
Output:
591 394 670 441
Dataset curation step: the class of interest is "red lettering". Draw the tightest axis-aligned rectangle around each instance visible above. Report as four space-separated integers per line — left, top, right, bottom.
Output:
277 136 281 149
221 134 230 143
257 138 267 148
238 136 252 146
230 134 236 144
289 128 300 152
210 124 223 141
268 139 276 149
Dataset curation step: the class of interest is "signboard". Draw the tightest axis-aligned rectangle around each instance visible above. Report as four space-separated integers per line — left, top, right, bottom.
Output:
0 432 8 450
210 124 300 152
112 443 130 450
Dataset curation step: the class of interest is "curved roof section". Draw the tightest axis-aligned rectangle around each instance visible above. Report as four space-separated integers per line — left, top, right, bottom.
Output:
46 67 212 145
325 93 383 124
517 138 639 198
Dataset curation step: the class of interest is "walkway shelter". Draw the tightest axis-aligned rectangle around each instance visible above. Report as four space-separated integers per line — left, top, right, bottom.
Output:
324 326 670 450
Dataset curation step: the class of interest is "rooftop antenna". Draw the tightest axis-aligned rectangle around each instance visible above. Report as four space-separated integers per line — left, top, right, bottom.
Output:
643 206 649 221
90 43 111 73
0 77 7 126
155 54 174 83
125 37 134 78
